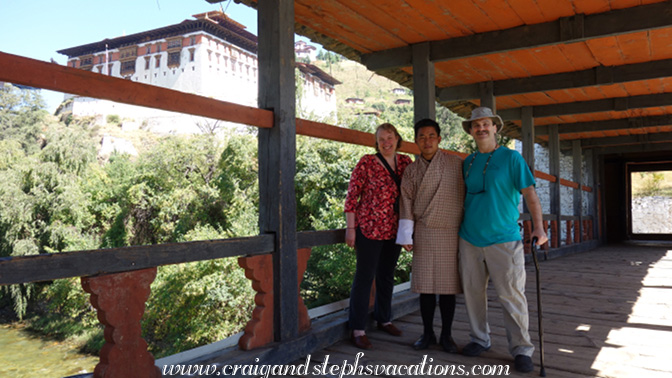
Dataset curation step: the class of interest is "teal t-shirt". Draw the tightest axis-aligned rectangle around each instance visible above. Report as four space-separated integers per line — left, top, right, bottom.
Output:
459 146 535 247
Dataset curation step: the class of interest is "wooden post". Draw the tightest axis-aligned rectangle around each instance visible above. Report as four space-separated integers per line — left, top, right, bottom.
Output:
479 81 496 112
585 148 600 241
549 124 561 244
257 0 299 341
573 140 583 242
412 42 435 122
521 106 534 215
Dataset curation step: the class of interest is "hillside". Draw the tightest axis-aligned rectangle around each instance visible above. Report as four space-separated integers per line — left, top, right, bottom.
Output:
312 59 412 117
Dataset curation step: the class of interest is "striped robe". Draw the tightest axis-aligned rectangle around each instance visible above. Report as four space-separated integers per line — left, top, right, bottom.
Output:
399 151 465 294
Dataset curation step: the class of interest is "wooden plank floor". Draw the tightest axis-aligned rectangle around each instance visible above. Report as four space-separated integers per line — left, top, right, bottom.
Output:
282 243 672 377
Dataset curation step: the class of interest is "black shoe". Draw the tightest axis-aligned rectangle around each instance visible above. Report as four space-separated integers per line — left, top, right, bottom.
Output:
462 342 490 357
514 355 534 373
440 335 459 353
412 333 436 350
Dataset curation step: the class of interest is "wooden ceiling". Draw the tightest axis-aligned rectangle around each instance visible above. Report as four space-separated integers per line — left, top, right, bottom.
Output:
224 0 672 153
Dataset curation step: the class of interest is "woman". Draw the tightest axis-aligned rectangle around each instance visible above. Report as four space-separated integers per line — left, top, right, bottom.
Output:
344 123 412 350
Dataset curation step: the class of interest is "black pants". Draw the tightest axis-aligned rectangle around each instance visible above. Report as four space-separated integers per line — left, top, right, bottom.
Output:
349 228 402 330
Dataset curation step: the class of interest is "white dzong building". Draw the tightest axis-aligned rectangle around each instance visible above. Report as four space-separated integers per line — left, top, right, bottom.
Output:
57 11 339 134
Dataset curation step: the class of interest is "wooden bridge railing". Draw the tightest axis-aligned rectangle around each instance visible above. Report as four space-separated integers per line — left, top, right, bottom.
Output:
0 51 597 377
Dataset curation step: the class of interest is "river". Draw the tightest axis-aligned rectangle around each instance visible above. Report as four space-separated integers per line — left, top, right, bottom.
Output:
0 323 98 378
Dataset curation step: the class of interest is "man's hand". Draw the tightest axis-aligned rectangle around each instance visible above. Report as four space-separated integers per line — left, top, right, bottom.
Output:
402 244 413 251
530 228 548 248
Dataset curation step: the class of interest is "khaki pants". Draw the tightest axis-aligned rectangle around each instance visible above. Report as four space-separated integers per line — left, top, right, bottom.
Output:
458 237 534 357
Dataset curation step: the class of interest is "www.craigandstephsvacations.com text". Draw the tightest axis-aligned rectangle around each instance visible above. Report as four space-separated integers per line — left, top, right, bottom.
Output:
162 353 511 377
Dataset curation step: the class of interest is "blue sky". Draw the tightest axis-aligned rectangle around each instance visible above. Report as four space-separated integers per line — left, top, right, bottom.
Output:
0 0 312 113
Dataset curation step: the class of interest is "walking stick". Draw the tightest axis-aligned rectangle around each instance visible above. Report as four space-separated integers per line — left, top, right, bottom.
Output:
531 237 546 377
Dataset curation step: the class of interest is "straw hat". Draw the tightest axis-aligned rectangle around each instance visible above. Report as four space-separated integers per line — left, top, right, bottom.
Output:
462 107 504 133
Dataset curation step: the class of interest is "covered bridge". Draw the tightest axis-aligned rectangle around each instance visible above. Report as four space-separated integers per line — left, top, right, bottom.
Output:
0 0 671 377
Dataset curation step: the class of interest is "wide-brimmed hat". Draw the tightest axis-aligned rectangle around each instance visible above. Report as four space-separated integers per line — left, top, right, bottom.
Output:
462 107 504 133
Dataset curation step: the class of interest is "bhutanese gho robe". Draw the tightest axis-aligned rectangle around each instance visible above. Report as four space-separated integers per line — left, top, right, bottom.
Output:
397 151 465 294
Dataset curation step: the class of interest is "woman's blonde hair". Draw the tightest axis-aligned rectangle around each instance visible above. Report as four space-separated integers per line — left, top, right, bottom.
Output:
374 123 403 152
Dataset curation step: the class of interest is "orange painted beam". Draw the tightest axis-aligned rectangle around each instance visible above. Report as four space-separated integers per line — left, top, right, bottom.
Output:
0 52 274 129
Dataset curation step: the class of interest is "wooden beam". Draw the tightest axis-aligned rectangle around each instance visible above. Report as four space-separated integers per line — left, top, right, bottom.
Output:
499 93 672 120
0 236 274 285
0 52 273 128
438 59 672 102
411 42 435 122
594 142 672 155
257 0 299 342
361 2 672 71
536 114 672 135
580 133 672 147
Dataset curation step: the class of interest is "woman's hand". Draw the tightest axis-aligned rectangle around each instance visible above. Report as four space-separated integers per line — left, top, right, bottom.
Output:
345 228 356 248
402 244 413 251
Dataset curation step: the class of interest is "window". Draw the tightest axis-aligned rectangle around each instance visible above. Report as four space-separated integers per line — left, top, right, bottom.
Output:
146 46 151 55
80 57 93 66
168 52 180 67
144 57 151 70
190 36 196 46
167 39 182 49
157 44 161 53
120 60 136 75
189 49 195 62
119 47 137 60
155 55 161 68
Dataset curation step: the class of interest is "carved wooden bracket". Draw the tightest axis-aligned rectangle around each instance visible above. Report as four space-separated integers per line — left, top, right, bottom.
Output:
237 248 311 350
81 268 161 378
566 220 574 245
550 220 559 248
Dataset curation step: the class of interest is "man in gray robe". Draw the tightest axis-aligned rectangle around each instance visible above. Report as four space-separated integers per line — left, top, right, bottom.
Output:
396 118 464 352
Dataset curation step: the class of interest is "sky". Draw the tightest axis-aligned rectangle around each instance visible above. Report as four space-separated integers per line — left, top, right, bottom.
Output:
0 0 312 113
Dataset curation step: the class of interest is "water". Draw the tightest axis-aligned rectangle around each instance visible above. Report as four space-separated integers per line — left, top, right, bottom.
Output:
0 323 98 378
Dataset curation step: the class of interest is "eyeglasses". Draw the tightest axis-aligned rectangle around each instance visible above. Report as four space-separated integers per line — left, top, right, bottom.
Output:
465 146 497 195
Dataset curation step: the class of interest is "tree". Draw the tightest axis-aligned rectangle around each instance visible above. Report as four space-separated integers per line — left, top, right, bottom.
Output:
0 83 48 155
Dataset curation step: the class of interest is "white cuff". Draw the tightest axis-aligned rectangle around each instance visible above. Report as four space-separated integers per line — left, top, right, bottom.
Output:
396 219 414 245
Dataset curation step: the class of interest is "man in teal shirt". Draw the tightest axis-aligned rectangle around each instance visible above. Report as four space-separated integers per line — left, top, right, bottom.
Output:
458 107 548 373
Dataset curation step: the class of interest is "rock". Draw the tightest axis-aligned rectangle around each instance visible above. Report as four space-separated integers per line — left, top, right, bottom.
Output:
99 135 138 160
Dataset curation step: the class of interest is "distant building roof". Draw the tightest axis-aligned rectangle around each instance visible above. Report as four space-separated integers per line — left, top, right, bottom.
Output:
394 99 411 105
296 62 341 86
345 97 364 104
57 11 258 57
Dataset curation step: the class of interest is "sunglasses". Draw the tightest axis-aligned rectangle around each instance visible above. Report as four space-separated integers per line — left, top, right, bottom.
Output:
465 147 497 195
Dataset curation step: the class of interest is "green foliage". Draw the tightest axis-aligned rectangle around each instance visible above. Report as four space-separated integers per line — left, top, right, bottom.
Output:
143 225 255 357
106 114 120 124
0 84 47 155
1 55 474 358
635 172 665 197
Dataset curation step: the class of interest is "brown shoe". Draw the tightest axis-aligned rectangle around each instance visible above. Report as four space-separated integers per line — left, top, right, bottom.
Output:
377 322 403 336
351 332 373 350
